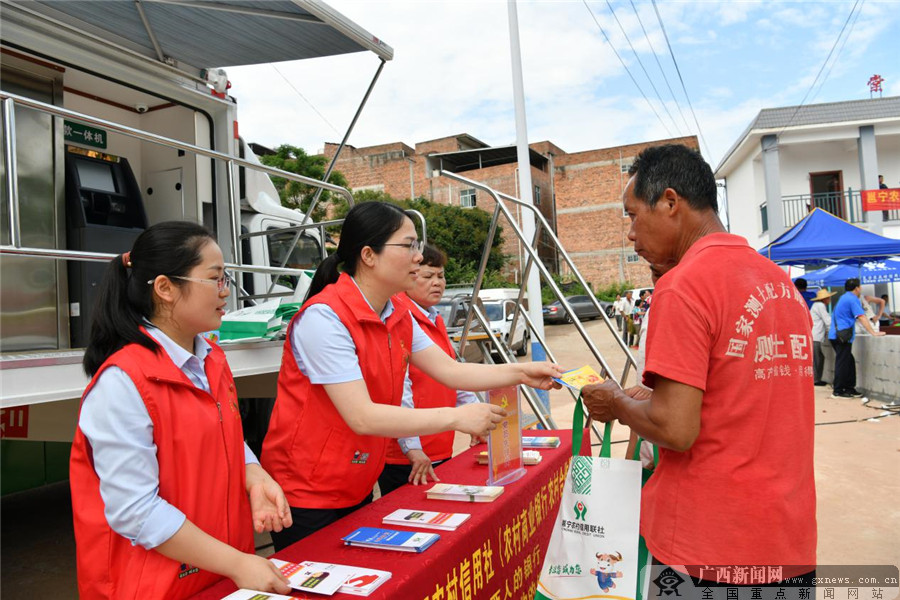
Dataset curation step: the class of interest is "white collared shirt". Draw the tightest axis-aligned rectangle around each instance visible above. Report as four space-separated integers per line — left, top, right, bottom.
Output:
78 326 258 550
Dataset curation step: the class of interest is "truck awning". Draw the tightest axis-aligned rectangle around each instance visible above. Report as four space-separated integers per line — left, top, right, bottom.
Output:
4 0 393 70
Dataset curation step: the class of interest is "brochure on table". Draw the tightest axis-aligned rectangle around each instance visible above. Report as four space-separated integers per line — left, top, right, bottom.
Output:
478 449 541 465
522 435 561 448
425 483 504 502
220 590 295 600
269 558 391 596
342 526 440 553
486 385 525 486
382 508 471 531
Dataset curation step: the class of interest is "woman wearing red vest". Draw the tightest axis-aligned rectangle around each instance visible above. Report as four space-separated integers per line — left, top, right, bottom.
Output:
70 222 293 599
262 202 562 550
378 243 480 495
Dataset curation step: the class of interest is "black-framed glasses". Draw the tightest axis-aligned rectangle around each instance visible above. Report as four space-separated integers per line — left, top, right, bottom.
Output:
148 270 233 292
379 240 425 255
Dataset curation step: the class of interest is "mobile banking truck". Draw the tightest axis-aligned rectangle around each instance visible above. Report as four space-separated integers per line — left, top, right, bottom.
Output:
0 0 392 493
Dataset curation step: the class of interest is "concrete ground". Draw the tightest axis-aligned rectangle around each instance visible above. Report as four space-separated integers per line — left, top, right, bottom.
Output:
1 319 897 597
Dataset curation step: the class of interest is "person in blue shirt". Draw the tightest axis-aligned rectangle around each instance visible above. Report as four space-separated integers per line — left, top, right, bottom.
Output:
828 278 885 398
793 278 817 309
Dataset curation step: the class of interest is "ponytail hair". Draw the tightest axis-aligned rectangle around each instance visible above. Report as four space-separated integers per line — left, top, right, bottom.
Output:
83 221 215 376
306 202 411 299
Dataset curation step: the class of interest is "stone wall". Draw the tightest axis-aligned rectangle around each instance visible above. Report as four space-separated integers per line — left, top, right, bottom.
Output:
822 334 900 402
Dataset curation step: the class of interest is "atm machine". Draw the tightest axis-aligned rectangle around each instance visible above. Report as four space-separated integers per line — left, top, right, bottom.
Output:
65 147 147 347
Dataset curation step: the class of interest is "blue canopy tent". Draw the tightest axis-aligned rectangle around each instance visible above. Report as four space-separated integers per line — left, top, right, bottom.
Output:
791 258 900 287
758 208 900 265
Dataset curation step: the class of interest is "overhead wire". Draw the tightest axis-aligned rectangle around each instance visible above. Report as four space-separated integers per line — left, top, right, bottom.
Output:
270 63 341 137
809 0 865 104
775 0 861 138
629 0 692 135
582 0 675 138
605 0 683 136
650 0 711 158
269 63 372 163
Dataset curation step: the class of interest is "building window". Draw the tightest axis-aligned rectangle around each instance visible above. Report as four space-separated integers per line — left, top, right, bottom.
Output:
760 202 768 233
460 188 476 208
534 185 541 206
625 252 641 264
620 162 632 173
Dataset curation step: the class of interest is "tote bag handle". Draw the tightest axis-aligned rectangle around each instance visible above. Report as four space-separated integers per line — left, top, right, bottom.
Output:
631 436 660 465
571 393 612 459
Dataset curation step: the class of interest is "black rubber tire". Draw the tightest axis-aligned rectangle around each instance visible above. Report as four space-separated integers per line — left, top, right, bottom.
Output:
515 332 529 357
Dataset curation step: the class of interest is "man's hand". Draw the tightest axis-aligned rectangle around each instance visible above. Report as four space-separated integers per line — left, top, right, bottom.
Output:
580 380 622 422
405 449 438 485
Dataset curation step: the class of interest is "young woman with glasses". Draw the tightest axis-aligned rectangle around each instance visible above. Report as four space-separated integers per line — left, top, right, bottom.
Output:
262 202 564 549
70 221 293 599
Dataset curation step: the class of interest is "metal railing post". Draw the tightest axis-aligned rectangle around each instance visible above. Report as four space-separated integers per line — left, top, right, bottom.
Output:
2 98 21 248
439 169 636 389
226 160 240 265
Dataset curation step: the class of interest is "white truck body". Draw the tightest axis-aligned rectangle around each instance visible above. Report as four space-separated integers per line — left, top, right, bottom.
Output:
0 1 391 487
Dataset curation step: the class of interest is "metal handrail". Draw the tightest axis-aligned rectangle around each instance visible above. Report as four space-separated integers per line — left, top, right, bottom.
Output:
463 303 555 429
0 90 357 305
440 170 636 386
0 244 331 279
495 188 636 386
438 170 635 442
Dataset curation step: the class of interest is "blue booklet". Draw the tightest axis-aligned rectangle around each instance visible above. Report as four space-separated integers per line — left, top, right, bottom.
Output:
342 527 440 553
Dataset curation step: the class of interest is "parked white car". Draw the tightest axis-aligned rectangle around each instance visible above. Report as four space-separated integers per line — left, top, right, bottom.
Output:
479 289 529 357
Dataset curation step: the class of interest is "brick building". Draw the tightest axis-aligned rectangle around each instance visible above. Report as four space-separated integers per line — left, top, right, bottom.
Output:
322 133 699 290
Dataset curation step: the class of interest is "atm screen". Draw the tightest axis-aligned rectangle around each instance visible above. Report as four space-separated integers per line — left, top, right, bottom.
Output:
76 159 117 193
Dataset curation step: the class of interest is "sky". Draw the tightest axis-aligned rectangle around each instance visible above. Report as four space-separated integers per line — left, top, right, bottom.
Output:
226 0 900 171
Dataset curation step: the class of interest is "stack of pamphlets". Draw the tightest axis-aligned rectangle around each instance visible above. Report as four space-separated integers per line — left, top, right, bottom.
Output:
269 558 392 596
477 449 542 465
342 526 440 553
382 508 471 531
425 483 504 503
522 436 561 448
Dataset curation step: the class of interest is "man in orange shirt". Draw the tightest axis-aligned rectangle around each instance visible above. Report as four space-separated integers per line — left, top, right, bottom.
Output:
582 145 816 583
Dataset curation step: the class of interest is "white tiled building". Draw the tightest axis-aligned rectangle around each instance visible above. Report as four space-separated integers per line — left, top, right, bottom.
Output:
715 96 900 250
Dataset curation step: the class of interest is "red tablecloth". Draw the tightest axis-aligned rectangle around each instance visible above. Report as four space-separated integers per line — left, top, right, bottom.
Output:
192 429 586 600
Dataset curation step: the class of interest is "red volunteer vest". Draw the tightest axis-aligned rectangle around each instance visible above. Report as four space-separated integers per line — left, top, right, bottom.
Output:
69 337 253 600
384 294 458 464
261 273 412 508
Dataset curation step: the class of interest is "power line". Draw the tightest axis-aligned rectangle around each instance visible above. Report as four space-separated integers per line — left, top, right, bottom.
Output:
605 0 682 136
809 0 865 104
582 0 674 138
629 0 692 134
776 0 861 138
650 0 711 158
270 63 341 136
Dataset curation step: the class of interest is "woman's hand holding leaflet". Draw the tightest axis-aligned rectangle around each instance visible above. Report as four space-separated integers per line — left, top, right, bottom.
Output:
231 553 292 594
519 361 566 390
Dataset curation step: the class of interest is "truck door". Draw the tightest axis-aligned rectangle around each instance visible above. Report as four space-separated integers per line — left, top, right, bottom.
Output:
0 57 67 351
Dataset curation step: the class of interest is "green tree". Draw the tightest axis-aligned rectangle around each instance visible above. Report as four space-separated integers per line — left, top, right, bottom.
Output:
344 191 508 285
258 144 348 221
